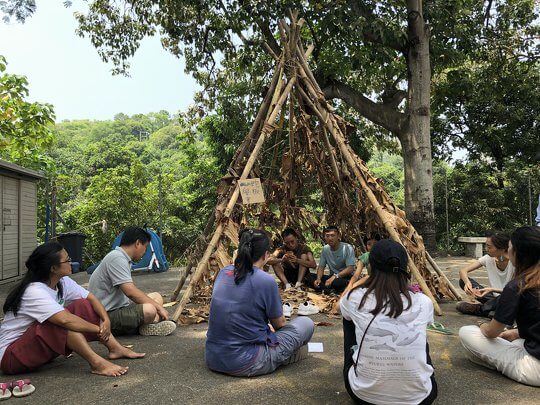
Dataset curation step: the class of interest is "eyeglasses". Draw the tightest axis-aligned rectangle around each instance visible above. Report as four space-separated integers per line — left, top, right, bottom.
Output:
59 257 72 264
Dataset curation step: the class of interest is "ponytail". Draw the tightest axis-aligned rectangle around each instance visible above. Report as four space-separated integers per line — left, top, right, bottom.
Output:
233 228 271 284
3 242 64 316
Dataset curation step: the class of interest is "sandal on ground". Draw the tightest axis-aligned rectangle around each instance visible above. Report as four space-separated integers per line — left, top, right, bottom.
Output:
0 383 11 400
427 322 452 335
11 379 35 398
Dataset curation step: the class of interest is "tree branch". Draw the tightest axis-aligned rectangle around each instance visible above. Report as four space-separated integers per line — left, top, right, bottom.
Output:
255 19 281 56
322 79 405 134
347 0 406 53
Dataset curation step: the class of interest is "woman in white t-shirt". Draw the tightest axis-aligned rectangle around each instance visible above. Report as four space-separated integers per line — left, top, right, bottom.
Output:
340 240 437 405
457 233 514 318
0 242 145 376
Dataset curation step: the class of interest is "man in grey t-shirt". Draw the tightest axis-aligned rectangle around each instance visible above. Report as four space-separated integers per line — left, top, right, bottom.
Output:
306 226 356 293
89 227 175 336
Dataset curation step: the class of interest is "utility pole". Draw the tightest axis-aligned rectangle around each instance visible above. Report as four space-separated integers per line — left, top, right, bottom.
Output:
51 179 57 239
528 172 532 226
158 171 163 239
445 169 450 252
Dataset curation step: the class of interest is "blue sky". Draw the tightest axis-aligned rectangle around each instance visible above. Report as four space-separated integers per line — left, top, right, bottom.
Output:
0 2 199 122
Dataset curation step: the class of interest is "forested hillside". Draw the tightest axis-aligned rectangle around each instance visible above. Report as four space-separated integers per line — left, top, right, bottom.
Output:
42 111 538 266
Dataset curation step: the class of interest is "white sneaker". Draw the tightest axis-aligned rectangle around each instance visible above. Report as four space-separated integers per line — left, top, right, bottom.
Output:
283 303 293 318
294 281 303 288
297 302 320 316
285 283 292 290
139 320 177 336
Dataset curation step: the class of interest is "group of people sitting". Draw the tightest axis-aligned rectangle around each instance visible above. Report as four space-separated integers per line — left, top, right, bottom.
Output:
205 225 540 404
268 225 370 294
0 224 538 403
0 227 176 379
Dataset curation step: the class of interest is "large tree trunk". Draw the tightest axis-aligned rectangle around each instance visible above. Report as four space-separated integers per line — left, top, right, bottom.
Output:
400 0 436 252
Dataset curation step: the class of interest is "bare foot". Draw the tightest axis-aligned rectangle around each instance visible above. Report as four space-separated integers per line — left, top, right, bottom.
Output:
91 359 129 377
108 346 146 360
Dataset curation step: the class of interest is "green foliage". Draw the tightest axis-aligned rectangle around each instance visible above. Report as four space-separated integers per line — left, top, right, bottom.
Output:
368 151 405 208
48 112 221 265
432 160 540 253
432 1 540 166
0 55 56 170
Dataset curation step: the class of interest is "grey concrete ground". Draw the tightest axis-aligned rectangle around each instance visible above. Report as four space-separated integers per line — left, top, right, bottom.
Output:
0 257 538 404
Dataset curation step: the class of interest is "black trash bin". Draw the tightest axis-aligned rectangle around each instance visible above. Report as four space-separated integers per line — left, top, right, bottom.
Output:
57 232 86 273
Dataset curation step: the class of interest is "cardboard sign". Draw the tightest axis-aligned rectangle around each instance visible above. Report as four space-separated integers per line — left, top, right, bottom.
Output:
238 178 265 204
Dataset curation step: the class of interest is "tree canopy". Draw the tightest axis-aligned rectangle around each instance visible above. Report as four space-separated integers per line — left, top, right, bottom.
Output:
0 55 56 169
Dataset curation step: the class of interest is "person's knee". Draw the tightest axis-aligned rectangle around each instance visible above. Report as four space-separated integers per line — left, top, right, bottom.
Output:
65 299 99 322
142 303 158 324
459 325 482 349
147 292 163 305
290 317 315 340
273 263 284 273
66 298 92 312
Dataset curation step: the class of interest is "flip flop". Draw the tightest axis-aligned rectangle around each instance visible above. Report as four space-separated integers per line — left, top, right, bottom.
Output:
11 379 35 398
0 383 11 400
427 322 453 335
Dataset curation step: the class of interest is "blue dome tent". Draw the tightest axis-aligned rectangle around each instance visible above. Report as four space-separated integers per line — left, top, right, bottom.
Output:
111 228 169 272
87 228 169 274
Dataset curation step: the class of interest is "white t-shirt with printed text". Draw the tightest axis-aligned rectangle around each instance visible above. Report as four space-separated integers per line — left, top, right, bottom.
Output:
478 254 515 292
340 288 434 405
0 276 89 361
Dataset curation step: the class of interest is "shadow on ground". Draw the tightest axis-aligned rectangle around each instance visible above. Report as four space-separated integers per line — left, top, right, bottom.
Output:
0 257 537 404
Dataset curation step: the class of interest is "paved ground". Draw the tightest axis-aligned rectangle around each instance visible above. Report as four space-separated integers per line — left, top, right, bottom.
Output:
0 256 538 404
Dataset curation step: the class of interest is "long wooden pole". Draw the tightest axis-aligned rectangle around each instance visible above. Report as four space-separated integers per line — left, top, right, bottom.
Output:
172 75 298 322
295 80 443 315
426 252 461 300
170 60 287 301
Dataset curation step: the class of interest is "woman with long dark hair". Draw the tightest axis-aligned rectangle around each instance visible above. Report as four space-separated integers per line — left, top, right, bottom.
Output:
459 226 540 386
340 240 437 404
456 233 514 317
0 242 145 376
205 228 314 376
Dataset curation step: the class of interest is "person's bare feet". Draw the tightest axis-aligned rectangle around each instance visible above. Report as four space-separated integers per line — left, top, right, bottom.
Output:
91 359 129 377
108 346 146 360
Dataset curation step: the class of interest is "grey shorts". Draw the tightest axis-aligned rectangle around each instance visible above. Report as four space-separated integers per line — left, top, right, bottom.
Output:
108 303 145 336
232 317 315 377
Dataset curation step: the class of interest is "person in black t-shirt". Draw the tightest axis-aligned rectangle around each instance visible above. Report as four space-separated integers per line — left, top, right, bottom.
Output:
459 226 540 386
267 228 316 289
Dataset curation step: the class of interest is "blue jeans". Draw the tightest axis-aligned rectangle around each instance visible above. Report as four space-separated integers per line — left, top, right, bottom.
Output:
231 317 314 377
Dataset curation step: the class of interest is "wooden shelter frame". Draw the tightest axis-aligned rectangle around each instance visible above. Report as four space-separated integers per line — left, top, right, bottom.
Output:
171 14 459 321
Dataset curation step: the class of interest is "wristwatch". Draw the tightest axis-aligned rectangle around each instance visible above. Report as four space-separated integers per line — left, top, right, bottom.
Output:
335 273 340 279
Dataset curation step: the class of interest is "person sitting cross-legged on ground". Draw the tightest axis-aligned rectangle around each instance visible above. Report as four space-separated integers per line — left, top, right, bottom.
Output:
456 233 514 318
0 242 145 377
267 228 316 289
88 227 176 336
459 226 540 387
205 228 314 377
305 225 356 294
340 239 438 405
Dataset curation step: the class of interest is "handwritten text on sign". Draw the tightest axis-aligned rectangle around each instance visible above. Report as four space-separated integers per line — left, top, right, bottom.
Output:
238 178 265 204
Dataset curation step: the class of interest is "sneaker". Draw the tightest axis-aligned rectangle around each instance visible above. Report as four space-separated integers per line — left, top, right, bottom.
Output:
294 281 303 288
284 283 292 290
283 303 293 318
456 301 483 316
283 344 308 365
139 320 177 336
297 302 320 316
